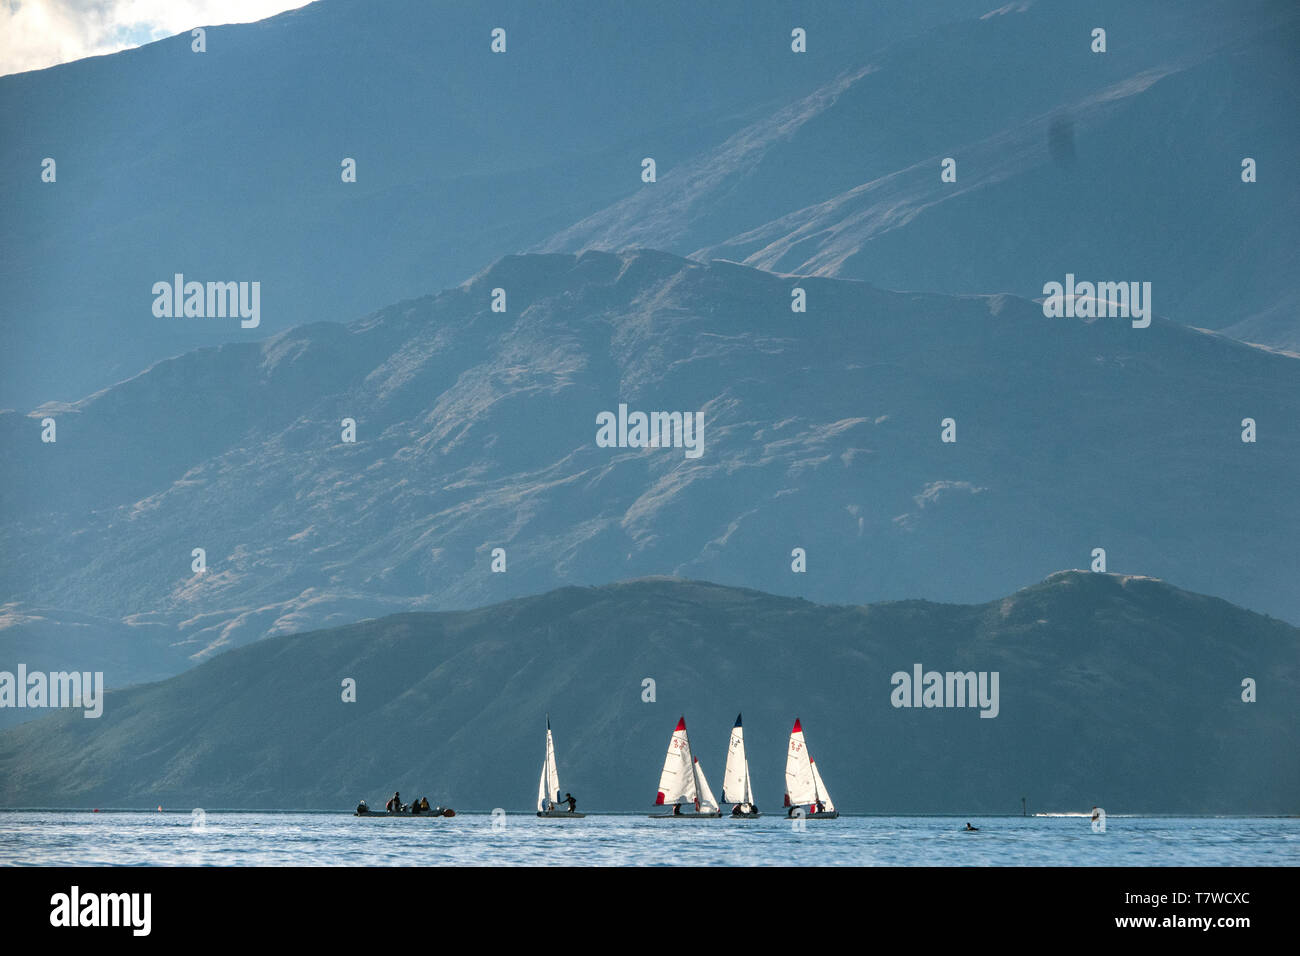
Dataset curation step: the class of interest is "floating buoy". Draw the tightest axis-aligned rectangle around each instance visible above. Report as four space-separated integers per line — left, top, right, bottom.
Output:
92 808 99 813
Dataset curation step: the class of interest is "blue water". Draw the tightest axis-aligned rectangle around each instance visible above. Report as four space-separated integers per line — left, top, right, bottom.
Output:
1 812 1296 865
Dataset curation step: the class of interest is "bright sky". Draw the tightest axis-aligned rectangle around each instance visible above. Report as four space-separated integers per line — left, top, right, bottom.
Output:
0 0 309 76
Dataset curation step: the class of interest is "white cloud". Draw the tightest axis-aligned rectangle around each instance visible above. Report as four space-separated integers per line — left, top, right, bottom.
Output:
0 0 310 77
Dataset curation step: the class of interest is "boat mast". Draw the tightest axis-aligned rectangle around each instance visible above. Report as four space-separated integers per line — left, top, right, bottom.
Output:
804 722 822 807
546 713 556 807
686 722 703 811
740 716 750 806
738 721 751 806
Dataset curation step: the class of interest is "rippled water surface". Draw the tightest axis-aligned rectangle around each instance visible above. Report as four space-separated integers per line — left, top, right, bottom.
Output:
1 812 1296 866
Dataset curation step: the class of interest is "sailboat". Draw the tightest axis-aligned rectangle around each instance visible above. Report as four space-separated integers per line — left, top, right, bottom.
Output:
650 716 722 818
722 713 760 817
536 715 585 818
783 717 839 819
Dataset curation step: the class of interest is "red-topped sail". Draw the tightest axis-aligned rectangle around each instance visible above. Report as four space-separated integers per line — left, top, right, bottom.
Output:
655 716 696 806
784 717 816 806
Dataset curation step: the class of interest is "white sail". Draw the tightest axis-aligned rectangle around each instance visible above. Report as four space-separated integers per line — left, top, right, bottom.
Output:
784 718 818 807
537 722 561 812
655 716 697 806
810 758 835 813
722 714 752 805
693 757 720 813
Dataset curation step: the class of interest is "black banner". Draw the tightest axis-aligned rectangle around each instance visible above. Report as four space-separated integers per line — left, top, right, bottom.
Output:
0 865 1274 942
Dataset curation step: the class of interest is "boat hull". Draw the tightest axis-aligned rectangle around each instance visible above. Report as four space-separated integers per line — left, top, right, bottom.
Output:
537 810 586 818
787 810 839 820
648 812 722 819
354 809 454 817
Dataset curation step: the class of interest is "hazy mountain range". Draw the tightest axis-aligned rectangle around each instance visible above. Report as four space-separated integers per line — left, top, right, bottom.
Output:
539 2 1300 352
2 0 1297 410
1 0 1295 820
2 248 1296 702
1 574 1294 812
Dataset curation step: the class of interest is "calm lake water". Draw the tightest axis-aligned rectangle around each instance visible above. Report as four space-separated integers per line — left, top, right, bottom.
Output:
1 812 1296 866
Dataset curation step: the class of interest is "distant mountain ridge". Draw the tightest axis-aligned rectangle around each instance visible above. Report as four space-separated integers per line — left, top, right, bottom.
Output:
2 249 1297 694
1 573 1294 813
3 0 1297 412
540 2 1300 348
0 0 1001 408
2 0 1296 708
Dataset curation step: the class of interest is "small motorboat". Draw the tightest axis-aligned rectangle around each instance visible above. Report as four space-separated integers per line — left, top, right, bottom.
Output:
353 800 454 817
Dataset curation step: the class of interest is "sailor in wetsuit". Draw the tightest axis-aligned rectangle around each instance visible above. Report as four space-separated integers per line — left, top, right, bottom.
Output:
563 793 577 813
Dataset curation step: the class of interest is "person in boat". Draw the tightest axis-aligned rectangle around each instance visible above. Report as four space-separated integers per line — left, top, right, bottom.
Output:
420 797 430 812
410 797 423 815
563 793 577 813
672 803 682 816
386 792 402 813
356 800 369 815
964 822 979 831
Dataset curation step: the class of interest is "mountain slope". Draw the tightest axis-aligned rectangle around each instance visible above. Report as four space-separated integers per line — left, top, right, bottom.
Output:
1 574 1294 812
6 0 1296 413
539 0 1300 348
2 248 1297 691
0 0 1000 408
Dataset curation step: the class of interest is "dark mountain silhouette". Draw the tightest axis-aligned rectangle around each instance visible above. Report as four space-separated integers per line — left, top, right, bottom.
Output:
1 574 1294 812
